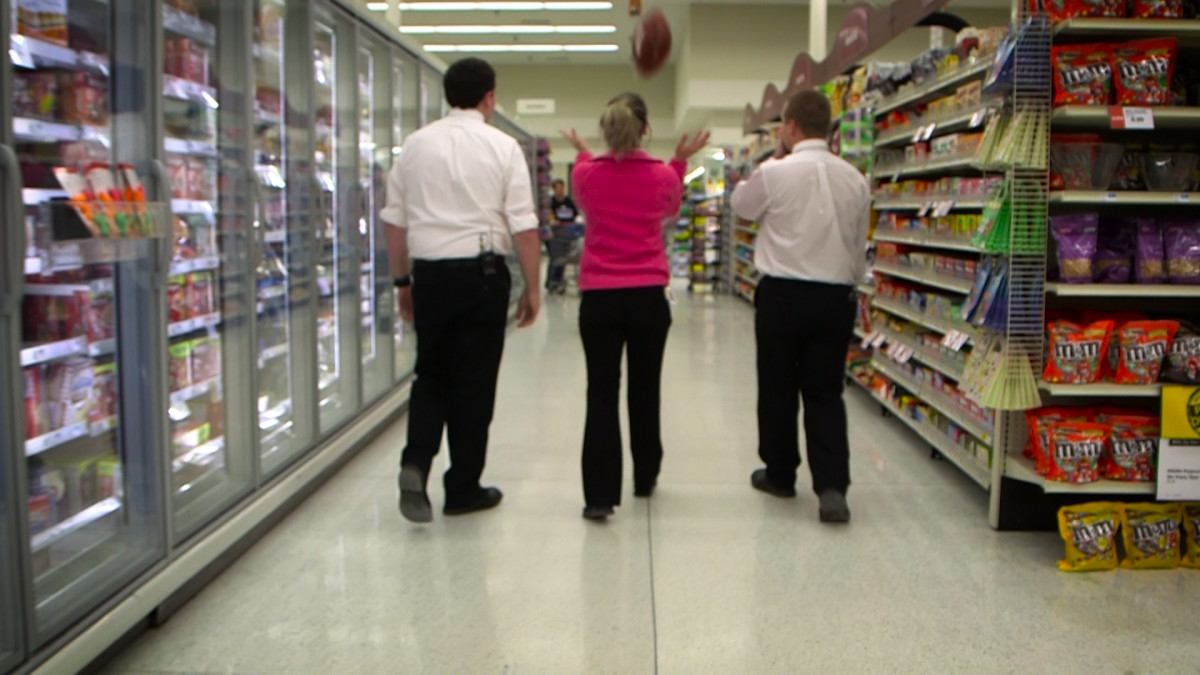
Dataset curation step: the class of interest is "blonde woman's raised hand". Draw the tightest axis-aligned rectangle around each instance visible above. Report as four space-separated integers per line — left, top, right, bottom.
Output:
674 130 712 162
560 129 591 155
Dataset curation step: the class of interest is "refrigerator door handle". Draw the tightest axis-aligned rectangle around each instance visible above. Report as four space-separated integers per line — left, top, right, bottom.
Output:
149 159 172 281
0 144 22 316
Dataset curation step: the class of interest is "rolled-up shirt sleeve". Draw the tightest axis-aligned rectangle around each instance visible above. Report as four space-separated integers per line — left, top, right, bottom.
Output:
731 166 770 222
380 159 407 229
504 141 539 235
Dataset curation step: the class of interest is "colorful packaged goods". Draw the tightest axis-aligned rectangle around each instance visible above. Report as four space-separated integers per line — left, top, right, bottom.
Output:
1052 44 1113 106
1182 504 1200 569
1135 220 1165 284
1101 413 1158 481
1111 39 1176 106
1094 218 1135 283
1051 213 1099 283
1046 420 1107 483
1057 502 1121 572
1074 0 1125 17
1164 322 1200 383
167 276 189 323
1121 503 1182 569
1044 319 1113 384
191 337 222 382
16 0 69 46
1025 407 1091 475
1113 320 1178 384
1130 0 1182 18
1163 219 1200 284
169 341 194 391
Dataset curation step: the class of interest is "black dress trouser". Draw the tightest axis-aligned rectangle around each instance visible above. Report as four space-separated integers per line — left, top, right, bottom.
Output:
755 275 856 496
402 258 510 507
579 286 672 508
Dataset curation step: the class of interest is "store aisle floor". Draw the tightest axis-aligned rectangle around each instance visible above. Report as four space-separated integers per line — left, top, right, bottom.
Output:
104 292 1199 674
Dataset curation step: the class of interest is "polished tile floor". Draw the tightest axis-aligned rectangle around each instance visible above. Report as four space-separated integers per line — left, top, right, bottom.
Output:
105 291 1200 674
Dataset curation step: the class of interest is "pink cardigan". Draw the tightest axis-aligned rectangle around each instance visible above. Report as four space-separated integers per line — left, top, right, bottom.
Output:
571 150 686 291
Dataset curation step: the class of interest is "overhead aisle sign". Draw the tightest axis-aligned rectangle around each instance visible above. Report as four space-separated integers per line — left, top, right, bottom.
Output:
1158 385 1200 500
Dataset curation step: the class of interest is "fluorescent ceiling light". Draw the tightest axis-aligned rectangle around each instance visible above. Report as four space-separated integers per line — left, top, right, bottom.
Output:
712 150 726 161
684 166 705 183
399 2 613 10
365 1 389 9
424 43 619 52
401 24 616 34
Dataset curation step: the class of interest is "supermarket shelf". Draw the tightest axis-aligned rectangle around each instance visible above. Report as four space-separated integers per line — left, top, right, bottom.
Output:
25 257 43 275
853 325 869 340
163 75 218 107
873 59 994 117
170 256 220 276
175 436 226 469
164 137 218 157
13 117 108 145
873 229 984 253
10 34 106 73
1049 190 1198 205
25 421 89 458
735 252 754 267
872 296 979 343
263 230 287 244
1051 105 1200 130
89 415 118 437
163 5 217 44
872 198 987 211
1039 381 1161 398
734 224 758 236
26 279 114 297
168 312 221 338
878 328 965 381
23 188 68 205
31 497 122 553
733 287 755 303
1005 454 1154 495
877 156 986 181
735 273 759 288
20 336 88 367
873 356 993 443
170 377 221 407
253 43 282 61
259 343 289 365
874 104 989 149
172 199 215 219
1046 282 1200 297
872 261 973 294
88 338 115 357
849 368 990 488
856 283 875 297
1052 17 1200 45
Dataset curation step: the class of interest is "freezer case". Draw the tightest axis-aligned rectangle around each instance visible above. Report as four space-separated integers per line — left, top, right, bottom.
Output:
160 0 256 542
391 47 418 383
0 386 20 673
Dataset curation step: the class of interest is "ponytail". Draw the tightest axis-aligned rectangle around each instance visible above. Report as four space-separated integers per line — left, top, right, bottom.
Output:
599 93 649 159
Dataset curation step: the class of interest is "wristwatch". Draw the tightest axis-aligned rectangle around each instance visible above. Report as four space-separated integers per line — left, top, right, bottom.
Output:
393 275 412 288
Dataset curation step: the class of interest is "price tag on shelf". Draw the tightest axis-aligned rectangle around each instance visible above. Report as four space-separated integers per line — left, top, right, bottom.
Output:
1176 193 1191 203
1103 192 1119 202
895 346 914 364
918 202 933 217
935 201 954 218
911 128 924 144
10 37 34 68
921 123 937 141
968 109 987 129
860 330 878 349
952 332 970 352
870 332 888 348
1109 106 1155 130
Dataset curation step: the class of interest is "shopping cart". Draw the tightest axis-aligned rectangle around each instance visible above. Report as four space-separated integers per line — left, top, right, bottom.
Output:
546 222 584 295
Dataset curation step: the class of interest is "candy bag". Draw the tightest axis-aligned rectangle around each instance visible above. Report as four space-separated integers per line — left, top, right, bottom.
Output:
1112 39 1175 106
1182 503 1200 569
1135 219 1165 284
1073 0 1125 16
1058 502 1121 572
1095 217 1135 283
1044 319 1114 384
1029 407 1091 475
1163 219 1200 284
1163 322 1200 383
1051 213 1099 283
1121 502 1182 569
1102 414 1159 481
1047 420 1108 483
1131 0 1182 17
1053 44 1114 106
1114 320 1178 384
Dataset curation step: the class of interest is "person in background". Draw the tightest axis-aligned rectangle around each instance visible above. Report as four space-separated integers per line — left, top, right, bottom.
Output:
545 179 578 292
381 57 541 524
730 90 871 524
561 93 709 521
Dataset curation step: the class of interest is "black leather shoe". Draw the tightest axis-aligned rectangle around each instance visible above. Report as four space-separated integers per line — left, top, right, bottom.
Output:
444 487 503 516
633 482 656 498
818 490 851 523
398 466 433 523
751 469 797 498
583 505 614 521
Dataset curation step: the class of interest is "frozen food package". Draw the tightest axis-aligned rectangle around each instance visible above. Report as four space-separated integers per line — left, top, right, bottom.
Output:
169 341 194 390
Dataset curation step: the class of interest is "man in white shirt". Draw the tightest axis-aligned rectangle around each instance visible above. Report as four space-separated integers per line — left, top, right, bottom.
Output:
731 90 871 524
381 58 541 523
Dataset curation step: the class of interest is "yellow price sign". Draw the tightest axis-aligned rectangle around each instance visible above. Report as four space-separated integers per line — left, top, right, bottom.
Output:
1160 385 1200 440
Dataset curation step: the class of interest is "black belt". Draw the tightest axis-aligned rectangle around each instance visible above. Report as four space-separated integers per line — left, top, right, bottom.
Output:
412 253 503 269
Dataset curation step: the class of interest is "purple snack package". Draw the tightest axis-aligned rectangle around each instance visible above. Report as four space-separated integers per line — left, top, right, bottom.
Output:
1164 218 1200 284
1095 217 1135 283
1051 213 1099 284
1135 219 1165 284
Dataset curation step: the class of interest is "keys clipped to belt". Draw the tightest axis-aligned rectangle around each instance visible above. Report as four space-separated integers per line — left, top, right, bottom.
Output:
479 233 498 276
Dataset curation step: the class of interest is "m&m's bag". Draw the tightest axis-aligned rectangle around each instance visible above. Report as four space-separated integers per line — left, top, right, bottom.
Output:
1121 502 1182 569
1182 503 1200 569
1101 414 1158 482
1058 502 1121 572
1047 421 1108 483
1044 320 1114 385
1114 320 1178 385
1111 39 1175 106
1052 44 1113 107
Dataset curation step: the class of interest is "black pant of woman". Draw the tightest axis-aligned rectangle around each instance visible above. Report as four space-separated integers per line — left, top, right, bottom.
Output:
579 286 672 510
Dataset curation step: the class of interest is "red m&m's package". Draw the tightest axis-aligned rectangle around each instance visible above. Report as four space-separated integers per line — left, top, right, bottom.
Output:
1114 320 1178 385
1112 39 1175 106
1047 421 1108 483
1044 320 1114 385
1052 44 1113 106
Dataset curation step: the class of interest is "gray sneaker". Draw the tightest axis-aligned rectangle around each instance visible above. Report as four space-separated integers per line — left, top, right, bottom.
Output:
398 465 433 523
818 490 850 524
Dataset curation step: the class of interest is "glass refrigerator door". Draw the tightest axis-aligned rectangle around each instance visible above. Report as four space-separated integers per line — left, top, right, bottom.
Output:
0 435 20 672
358 35 393 405
254 0 315 474
161 1 256 542
10 0 166 645
420 65 441 126
314 6 361 433
392 49 418 383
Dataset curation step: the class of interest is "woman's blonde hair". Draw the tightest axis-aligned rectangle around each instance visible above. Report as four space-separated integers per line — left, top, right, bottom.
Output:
600 93 649 158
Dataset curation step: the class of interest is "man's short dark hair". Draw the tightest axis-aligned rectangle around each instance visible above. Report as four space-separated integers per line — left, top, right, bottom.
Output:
783 90 831 139
552 179 565 188
444 58 495 109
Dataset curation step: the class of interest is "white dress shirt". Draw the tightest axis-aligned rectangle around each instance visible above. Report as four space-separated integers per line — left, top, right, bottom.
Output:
380 109 538 259
731 139 871 285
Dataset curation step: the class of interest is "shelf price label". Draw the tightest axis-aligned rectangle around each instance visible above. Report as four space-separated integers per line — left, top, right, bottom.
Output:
968 109 987 129
1176 193 1191 203
10 37 34 68
918 202 933 217
1109 106 1155 130
870 332 888 348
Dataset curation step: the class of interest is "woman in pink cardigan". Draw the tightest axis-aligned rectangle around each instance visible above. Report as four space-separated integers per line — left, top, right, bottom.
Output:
561 93 709 521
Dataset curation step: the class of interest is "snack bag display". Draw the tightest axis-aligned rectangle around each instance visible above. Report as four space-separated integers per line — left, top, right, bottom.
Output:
1103 414 1159 481
1135 220 1165 284
1044 319 1114 384
1052 44 1113 106
1164 322 1200 383
1113 320 1178 384
1130 0 1182 18
1163 219 1200 284
1074 0 1125 16
1047 420 1108 483
1051 213 1099 283
1058 502 1121 572
1111 39 1175 106
1026 407 1090 474
1095 218 1135 283
1182 503 1200 569
1121 502 1182 569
